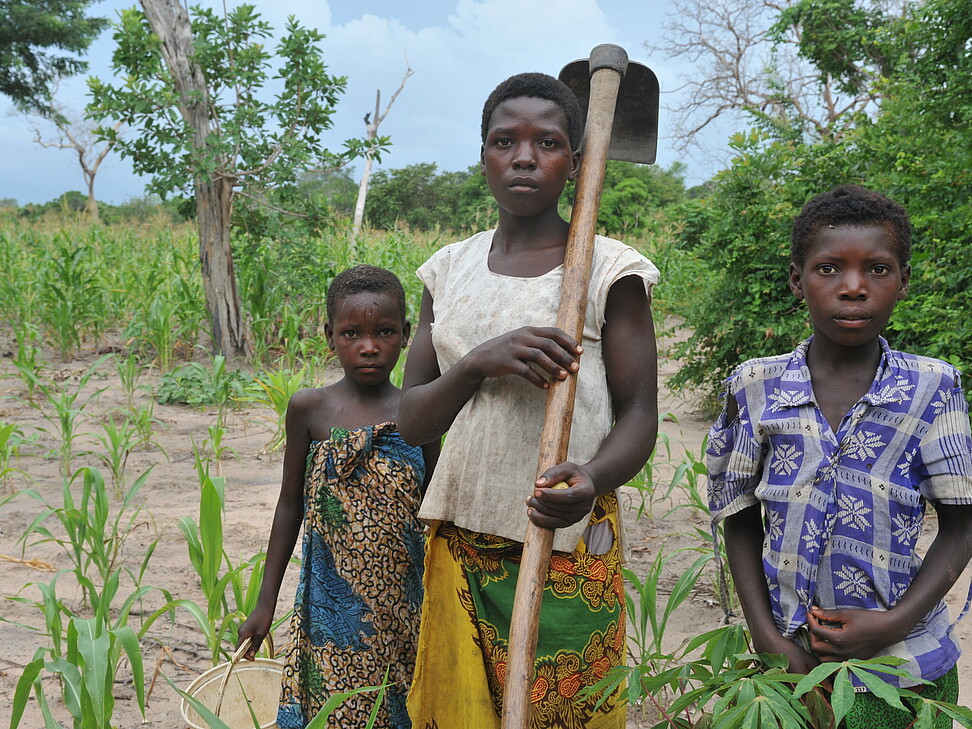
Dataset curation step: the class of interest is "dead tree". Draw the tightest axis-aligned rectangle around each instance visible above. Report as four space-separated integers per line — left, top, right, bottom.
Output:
28 91 121 221
352 61 414 237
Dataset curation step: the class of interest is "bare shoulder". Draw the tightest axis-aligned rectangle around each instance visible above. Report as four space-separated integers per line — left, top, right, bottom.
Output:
288 386 327 414
286 386 332 440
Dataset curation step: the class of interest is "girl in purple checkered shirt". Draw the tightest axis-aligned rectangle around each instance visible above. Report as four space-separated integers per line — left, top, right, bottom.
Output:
708 185 972 728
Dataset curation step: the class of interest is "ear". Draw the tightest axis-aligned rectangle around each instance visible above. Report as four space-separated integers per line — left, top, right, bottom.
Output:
567 149 581 181
480 145 486 176
897 263 911 300
402 320 412 348
324 321 335 350
788 262 805 300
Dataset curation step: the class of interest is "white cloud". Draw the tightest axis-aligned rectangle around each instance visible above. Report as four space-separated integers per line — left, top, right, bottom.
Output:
1 0 723 204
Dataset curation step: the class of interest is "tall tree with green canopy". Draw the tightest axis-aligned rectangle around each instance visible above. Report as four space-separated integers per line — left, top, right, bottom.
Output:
663 0 972 404
0 0 106 115
88 1 384 359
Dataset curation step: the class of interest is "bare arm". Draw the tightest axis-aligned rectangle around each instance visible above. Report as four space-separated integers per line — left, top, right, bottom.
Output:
527 276 659 528
807 503 972 661
399 286 582 446
237 389 316 658
725 503 820 674
420 438 440 494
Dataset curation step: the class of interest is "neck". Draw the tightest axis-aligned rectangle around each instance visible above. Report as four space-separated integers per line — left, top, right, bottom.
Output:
494 206 569 250
806 335 882 376
337 376 397 399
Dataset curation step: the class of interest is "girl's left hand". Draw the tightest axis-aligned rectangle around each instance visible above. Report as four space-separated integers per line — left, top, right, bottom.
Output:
806 605 906 661
526 462 597 529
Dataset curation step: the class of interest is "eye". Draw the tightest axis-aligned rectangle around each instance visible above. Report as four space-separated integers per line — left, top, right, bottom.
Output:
538 138 557 149
379 328 395 336
494 137 513 148
343 329 358 339
816 264 837 275
871 264 891 275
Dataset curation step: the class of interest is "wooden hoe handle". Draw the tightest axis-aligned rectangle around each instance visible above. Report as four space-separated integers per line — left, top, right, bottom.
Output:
501 45 628 729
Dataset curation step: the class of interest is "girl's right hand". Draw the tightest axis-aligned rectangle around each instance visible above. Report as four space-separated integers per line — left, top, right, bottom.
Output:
237 605 274 661
467 327 581 388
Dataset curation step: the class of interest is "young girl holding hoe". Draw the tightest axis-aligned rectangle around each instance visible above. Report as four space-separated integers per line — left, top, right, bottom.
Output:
238 265 438 729
400 73 660 729
708 185 972 728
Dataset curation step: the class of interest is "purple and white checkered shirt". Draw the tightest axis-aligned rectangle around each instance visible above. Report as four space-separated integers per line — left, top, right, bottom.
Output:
707 337 972 688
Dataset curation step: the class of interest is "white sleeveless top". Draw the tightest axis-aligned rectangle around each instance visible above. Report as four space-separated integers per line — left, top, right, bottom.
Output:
416 230 659 552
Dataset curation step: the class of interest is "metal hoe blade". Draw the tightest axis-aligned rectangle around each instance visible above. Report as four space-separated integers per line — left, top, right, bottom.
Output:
559 54 659 164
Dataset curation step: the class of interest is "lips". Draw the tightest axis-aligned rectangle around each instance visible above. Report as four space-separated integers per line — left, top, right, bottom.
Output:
507 176 539 191
833 308 872 325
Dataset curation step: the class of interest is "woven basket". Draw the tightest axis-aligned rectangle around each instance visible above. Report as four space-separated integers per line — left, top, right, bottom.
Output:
181 636 283 729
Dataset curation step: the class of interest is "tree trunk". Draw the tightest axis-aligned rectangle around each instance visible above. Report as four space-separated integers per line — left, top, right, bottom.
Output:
196 176 251 359
351 65 413 238
84 170 99 222
140 0 251 360
351 148 374 237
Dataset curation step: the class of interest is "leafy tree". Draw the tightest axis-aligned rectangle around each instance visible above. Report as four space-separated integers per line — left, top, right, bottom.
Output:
87 2 382 359
590 161 687 237
852 0 972 372
0 0 106 114
665 0 972 405
644 0 907 155
365 163 473 232
298 167 359 218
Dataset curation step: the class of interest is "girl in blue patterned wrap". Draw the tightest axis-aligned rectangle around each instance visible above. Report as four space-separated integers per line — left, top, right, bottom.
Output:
237 265 438 729
708 185 972 728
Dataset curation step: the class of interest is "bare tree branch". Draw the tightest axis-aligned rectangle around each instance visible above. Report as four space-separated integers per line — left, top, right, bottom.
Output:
645 0 886 155
352 58 414 237
26 83 122 220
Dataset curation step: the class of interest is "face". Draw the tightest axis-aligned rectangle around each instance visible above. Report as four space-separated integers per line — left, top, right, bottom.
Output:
324 291 410 386
480 96 579 219
789 224 910 349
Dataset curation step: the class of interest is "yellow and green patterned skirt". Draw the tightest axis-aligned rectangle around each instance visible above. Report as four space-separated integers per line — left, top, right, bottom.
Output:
408 493 626 729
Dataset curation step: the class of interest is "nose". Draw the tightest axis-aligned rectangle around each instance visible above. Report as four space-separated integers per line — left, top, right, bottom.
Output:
838 270 867 299
512 141 536 169
359 335 380 355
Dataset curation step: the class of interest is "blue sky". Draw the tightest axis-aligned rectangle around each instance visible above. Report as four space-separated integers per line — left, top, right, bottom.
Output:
0 0 736 205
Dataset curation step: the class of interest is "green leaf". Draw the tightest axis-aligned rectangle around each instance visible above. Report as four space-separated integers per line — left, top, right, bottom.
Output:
363 666 390 729
75 617 112 726
305 683 387 728
662 553 712 627
162 673 234 729
34 684 61 729
9 657 45 729
792 661 844 697
115 625 146 714
928 699 972 727
847 663 908 712
829 666 856 727
46 657 84 719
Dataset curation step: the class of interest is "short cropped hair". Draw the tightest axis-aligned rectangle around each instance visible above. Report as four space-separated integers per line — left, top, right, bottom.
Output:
791 184 912 268
326 265 407 324
481 72 583 150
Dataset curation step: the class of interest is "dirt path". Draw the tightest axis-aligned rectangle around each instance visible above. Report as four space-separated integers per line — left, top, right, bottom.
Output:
0 335 969 728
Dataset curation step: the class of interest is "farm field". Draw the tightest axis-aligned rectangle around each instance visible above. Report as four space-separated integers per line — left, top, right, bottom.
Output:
1 217 971 728
3 331 971 728
0 323 709 727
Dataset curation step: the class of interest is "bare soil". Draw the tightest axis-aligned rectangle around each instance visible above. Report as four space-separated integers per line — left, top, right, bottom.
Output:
0 333 969 728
